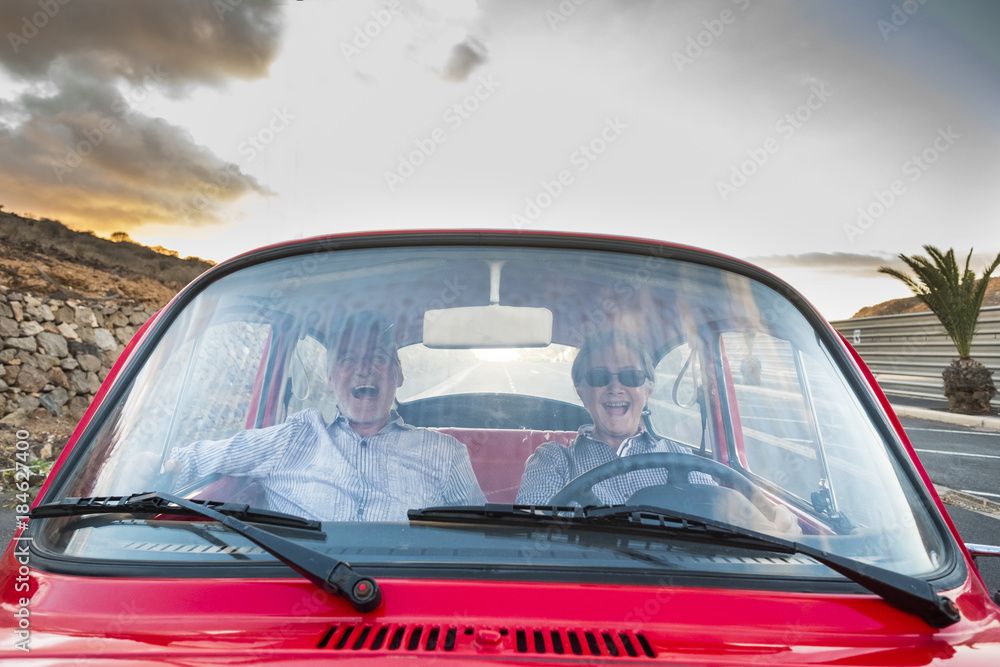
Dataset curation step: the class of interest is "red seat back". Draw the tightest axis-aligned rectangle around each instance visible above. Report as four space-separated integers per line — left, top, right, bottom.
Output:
436 428 577 503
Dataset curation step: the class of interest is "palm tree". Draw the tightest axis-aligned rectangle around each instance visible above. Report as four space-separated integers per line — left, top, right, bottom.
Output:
878 246 1000 414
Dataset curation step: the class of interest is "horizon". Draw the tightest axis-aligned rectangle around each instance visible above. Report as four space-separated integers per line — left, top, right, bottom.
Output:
2 1 1000 320
7 205 982 322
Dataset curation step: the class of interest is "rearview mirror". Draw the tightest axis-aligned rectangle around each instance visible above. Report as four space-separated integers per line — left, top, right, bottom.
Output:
423 305 553 348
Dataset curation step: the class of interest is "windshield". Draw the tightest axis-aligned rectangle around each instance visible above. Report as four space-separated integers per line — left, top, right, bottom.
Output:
38 242 947 581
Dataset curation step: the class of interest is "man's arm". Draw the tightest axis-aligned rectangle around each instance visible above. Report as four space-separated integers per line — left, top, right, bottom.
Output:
168 412 314 488
442 439 487 506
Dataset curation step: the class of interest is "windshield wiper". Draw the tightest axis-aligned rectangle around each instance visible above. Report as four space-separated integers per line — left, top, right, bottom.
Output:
409 504 960 629
31 492 382 613
33 494 324 529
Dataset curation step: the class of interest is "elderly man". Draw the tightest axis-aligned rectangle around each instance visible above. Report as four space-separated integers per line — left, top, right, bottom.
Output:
154 310 485 521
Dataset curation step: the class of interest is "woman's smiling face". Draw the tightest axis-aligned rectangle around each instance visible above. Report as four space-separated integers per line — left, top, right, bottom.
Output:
575 343 653 450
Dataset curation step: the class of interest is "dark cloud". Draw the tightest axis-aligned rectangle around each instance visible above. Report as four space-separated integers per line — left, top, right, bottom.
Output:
1 0 282 88
438 37 487 81
0 0 282 231
0 67 272 231
359 0 487 82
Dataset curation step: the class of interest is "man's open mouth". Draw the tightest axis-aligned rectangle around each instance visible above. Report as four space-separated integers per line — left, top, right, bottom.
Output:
352 385 379 399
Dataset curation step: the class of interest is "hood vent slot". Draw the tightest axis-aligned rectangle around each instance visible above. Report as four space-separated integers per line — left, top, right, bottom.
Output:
514 628 653 657
320 623 653 658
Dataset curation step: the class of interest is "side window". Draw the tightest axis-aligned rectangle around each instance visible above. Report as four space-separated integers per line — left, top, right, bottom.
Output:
286 334 336 421
648 342 704 449
720 332 821 501
151 320 271 451
90 319 271 495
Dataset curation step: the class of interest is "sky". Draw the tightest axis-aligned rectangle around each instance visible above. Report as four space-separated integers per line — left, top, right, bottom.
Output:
1 0 1000 320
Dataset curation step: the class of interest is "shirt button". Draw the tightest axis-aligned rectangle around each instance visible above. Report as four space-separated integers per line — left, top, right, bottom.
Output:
360 439 368 448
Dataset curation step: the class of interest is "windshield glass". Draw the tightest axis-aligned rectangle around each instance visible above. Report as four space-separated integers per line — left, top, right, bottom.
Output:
38 243 947 580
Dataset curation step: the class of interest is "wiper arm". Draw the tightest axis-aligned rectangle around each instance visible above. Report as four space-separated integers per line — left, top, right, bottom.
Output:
410 504 961 629
31 493 382 613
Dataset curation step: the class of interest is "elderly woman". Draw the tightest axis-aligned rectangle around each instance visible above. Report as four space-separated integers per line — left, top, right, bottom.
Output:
517 329 800 536
517 329 714 506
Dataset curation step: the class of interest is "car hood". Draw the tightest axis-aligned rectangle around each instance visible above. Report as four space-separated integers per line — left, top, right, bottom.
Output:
3 571 1000 665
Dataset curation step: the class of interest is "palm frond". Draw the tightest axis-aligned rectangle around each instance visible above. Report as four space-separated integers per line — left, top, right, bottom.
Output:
879 246 999 358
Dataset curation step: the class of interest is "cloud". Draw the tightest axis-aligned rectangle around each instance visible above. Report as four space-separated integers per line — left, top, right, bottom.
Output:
1 0 282 88
406 0 487 80
0 0 282 231
0 67 272 231
752 250 1000 279
347 0 487 82
750 252 898 277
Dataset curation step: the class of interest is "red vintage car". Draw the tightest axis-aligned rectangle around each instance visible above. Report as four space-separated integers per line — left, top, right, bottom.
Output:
3 231 999 664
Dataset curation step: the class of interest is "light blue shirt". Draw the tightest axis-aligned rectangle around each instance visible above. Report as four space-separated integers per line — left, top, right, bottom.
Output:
172 409 485 521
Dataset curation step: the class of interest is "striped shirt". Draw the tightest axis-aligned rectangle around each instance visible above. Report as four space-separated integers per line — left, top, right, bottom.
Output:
516 425 716 506
172 409 485 522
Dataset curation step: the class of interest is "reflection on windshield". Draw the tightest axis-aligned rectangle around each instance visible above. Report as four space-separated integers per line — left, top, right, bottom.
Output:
397 344 579 405
42 244 946 579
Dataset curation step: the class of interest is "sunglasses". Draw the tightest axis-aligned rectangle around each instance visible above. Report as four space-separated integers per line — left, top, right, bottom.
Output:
583 368 647 388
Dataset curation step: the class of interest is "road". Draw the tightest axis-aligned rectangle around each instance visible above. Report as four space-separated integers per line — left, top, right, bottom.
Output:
899 417 1000 503
898 416 1000 596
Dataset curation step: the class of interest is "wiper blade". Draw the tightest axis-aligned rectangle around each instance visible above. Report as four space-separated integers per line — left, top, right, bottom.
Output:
409 504 960 629
409 504 787 550
32 494 323 530
31 493 382 613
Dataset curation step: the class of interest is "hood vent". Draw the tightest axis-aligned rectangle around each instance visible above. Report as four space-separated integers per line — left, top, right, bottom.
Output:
320 623 654 658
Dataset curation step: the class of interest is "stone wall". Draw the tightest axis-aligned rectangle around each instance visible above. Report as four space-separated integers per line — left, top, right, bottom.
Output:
0 287 156 428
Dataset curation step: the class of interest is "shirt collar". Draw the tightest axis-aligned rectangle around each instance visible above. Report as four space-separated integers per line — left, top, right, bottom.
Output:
577 424 651 456
330 409 405 435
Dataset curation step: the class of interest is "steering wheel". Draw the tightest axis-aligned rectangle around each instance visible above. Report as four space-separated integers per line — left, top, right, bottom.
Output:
548 452 776 522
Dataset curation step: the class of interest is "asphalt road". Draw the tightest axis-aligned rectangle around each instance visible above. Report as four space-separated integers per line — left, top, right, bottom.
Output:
898 416 1000 596
943 504 1000 599
898 416 1000 503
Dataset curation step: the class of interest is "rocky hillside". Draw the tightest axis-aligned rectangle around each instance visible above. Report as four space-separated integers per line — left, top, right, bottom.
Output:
851 276 1000 318
0 211 213 482
0 210 211 305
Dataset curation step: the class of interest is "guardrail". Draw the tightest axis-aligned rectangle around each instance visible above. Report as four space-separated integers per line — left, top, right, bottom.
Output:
829 306 1000 401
